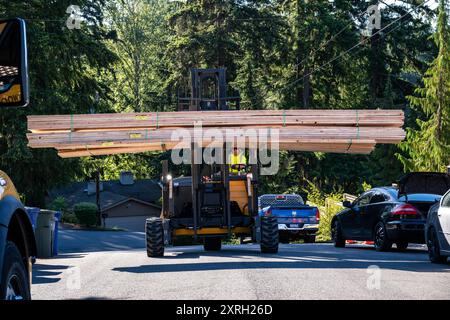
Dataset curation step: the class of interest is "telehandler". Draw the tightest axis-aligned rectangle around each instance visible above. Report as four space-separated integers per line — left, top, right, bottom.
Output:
145 69 279 256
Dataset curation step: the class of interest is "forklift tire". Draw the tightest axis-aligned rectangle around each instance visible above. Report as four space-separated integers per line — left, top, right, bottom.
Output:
204 237 222 251
146 218 164 257
260 216 279 254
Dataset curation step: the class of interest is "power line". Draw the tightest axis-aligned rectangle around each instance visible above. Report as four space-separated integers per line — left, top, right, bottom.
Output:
280 0 433 92
292 7 370 72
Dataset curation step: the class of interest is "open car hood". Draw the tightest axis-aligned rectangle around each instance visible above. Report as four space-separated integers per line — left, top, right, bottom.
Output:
398 172 450 197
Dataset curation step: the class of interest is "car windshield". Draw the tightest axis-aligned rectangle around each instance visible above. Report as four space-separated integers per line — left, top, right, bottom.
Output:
397 193 442 203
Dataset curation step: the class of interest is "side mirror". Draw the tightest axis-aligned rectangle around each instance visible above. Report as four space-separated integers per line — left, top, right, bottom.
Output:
343 200 352 208
0 18 29 108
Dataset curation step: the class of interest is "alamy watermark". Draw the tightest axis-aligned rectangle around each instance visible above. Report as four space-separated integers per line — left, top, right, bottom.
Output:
367 265 382 290
170 122 280 176
367 4 381 33
66 5 83 30
66 266 82 290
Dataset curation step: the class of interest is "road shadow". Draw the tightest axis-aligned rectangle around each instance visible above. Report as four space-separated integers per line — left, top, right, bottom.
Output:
32 264 70 284
112 244 450 274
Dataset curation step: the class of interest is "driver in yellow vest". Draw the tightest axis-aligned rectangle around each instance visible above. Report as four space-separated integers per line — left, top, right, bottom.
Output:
229 147 247 175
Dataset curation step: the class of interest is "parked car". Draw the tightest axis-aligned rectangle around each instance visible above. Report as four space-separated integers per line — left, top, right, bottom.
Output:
331 172 450 252
259 194 320 243
426 189 450 263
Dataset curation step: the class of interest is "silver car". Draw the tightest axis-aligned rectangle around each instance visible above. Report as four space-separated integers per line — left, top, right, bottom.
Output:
426 189 450 263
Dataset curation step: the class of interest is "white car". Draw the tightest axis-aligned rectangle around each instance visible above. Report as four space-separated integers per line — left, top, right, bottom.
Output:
426 189 450 263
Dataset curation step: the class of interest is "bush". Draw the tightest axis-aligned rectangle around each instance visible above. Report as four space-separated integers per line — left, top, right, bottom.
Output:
316 195 343 242
48 197 78 224
61 212 79 224
302 179 343 242
48 196 68 212
74 202 99 227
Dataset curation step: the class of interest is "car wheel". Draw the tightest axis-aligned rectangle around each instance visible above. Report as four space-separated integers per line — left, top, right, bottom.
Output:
374 222 392 252
0 242 31 300
332 220 345 248
427 227 447 264
396 241 408 251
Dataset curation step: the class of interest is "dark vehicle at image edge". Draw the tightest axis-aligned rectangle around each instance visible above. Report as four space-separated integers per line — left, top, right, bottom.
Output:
0 18 37 300
331 172 450 251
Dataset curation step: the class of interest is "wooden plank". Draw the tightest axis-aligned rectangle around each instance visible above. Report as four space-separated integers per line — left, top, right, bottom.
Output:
26 109 405 158
56 141 377 158
27 127 405 148
27 109 405 132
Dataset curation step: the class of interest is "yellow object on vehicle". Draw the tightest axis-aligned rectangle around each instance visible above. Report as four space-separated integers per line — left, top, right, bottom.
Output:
229 152 247 175
0 170 20 201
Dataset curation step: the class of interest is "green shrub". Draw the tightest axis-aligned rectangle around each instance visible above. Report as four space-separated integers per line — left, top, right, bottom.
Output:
316 195 344 242
48 196 79 224
48 196 68 212
61 212 79 224
302 179 344 242
74 202 99 227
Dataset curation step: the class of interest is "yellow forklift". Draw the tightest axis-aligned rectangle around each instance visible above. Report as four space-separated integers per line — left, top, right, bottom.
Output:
0 18 37 300
145 69 279 256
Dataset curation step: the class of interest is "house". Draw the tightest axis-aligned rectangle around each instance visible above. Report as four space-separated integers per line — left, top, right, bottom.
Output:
47 171 162 232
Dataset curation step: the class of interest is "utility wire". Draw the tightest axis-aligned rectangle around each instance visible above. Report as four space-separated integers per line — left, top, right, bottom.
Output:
280 0 432 92
292 7 370 72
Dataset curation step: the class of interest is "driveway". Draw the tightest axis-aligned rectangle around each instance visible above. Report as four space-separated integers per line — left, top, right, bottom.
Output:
31 229 450 300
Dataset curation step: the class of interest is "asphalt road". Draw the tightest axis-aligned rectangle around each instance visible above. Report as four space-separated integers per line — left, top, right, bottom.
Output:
31 230 450 300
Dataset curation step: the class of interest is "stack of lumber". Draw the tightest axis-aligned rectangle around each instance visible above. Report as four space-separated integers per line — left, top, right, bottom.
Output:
27 109 405 158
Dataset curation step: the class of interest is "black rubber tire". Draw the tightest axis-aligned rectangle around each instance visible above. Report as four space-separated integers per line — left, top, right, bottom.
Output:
396 241 409 251
332 220 345 248
146 218 164 257
260 216 279 253
427 227 447 264
204 237 222 251
0 241 31 300
374 222 392 252
304 235 316 243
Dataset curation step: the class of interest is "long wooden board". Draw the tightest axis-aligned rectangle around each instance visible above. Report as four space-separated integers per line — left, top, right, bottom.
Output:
26 109 406 158
28 109 404 133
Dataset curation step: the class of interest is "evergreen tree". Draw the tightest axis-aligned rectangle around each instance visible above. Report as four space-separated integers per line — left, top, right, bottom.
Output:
398 0 450 172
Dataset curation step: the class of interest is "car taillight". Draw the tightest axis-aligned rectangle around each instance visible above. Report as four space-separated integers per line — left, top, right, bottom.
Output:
264 208 272 216
315 208 320 221
392 204 418 217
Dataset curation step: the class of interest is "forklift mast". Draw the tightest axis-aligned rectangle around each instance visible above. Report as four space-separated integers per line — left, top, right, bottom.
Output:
178 68 240 111
164 68 256 238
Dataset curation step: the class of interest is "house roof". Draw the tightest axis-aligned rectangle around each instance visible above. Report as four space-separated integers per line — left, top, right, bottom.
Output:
47 178 162 210
102 197 162 212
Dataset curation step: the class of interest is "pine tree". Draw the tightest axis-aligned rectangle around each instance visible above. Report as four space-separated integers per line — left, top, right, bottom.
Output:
398 0 450 172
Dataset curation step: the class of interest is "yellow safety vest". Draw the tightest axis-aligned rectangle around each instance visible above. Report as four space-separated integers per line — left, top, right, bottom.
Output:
229 153 247 174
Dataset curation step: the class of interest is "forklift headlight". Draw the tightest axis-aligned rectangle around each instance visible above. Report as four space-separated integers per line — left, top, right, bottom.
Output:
0 177 6 200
